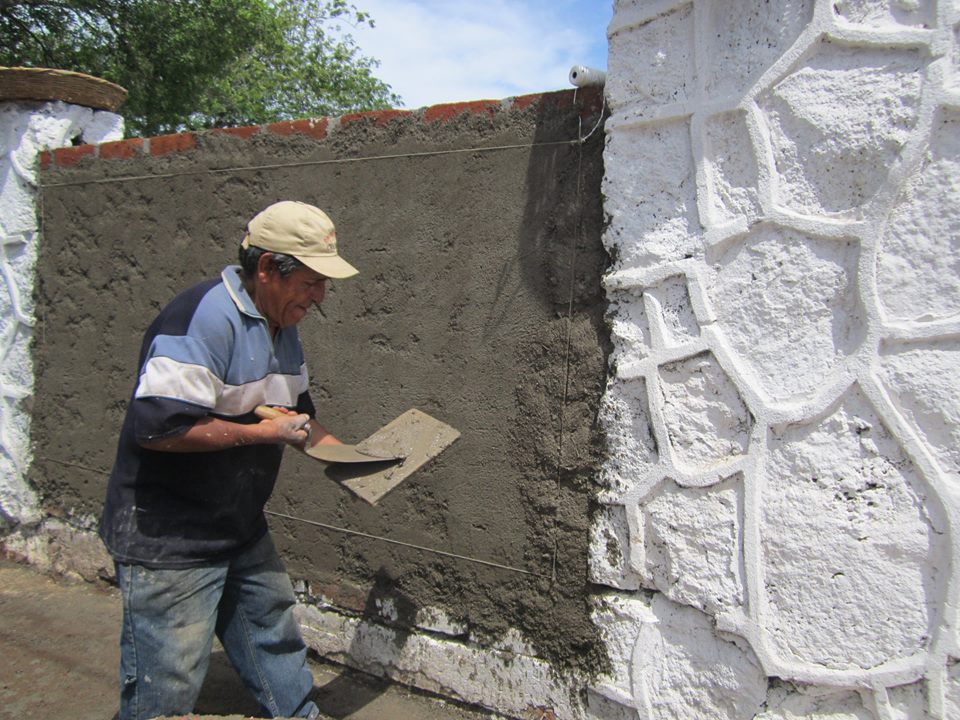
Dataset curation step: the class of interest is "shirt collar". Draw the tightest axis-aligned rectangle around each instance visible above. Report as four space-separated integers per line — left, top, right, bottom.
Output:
221 265 264 320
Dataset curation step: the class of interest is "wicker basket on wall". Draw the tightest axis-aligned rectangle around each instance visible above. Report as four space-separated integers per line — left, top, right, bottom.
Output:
0 67 127 111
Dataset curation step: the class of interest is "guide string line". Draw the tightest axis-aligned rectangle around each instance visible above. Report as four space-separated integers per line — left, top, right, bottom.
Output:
38 456 549 577
39 139 580 189
264 509 550 578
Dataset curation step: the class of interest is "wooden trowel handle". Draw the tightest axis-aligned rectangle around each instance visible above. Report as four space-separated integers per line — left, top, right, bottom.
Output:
254 405 287 420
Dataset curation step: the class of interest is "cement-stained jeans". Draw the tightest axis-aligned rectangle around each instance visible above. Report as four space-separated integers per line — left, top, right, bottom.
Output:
115 532 319 720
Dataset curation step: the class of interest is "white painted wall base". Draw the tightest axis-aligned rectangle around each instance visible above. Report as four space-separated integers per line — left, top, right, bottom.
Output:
297 603 583 718
2 516 113 583
0 100 122 527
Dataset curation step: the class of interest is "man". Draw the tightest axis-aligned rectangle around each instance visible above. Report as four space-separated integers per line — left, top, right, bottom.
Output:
99 200 357 720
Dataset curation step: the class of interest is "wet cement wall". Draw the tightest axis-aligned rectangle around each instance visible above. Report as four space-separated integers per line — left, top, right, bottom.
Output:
32 89 609 672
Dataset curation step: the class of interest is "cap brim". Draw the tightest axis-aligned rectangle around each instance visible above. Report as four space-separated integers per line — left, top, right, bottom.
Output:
298 254 359 279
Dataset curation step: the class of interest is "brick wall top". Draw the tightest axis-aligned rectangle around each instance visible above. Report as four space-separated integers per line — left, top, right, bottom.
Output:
39 88 603 170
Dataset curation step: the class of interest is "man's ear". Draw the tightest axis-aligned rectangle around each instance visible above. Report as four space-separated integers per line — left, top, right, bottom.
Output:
256 252 276 281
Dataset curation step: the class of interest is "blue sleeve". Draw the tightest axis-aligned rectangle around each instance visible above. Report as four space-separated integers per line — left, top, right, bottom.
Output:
130 281 234 441
132 397 210 442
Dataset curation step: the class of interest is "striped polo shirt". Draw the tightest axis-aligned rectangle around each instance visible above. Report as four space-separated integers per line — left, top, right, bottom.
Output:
100 266 316 567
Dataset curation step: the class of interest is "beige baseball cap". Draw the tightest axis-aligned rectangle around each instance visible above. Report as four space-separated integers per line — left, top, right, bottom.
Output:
242 201 359 279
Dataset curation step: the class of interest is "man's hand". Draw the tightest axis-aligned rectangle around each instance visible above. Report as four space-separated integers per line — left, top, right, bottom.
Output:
260 408 311 447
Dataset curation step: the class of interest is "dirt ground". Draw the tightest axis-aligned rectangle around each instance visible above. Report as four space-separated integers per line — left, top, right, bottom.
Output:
0 559 499 720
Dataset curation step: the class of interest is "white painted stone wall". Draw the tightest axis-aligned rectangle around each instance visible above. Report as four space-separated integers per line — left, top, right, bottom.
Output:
0 101 123 528
591 1 960 719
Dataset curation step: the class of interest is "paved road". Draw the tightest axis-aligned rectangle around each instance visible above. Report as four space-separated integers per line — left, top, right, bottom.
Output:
0 559 496 720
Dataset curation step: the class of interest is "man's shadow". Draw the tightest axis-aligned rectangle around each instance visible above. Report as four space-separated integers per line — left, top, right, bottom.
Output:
194 567 418 718
310 567 418 718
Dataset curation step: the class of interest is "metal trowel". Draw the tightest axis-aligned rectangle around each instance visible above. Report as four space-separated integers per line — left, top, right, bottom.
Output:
254 405 460 505
254 405 404 462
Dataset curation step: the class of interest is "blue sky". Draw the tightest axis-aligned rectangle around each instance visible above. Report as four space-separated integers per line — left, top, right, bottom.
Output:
350 0 612 109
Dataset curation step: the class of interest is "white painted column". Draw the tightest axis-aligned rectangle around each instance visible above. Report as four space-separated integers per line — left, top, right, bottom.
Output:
0 100 122 527
591 1 960 718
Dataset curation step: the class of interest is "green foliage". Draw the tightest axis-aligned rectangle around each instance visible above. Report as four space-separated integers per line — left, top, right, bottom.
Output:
0 0 401 136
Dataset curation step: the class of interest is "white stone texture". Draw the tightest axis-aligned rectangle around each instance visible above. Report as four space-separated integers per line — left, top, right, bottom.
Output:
597 0 960 716
886 680 930 719
755 682 873 719
763 388 946 672
878 340 960 484
598 377 658 496
658 352 751 470
701 0 814 99
584 690 638 720
601 120 700 270
413 606 469 638
702 111 762 225
589 503 643 590
606 2 694 112
644 274 700 347
607 289 651 377
706 225 864 404
759 43 924 216
592 593 767 720
635 475 745 615
0 101 121 527
591 593 656 707
953 22 960 89
877 108 960 322
945 661 960 718
833 0 935 29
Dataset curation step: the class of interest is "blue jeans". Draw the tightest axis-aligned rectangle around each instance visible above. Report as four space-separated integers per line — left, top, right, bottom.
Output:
116 532 318 720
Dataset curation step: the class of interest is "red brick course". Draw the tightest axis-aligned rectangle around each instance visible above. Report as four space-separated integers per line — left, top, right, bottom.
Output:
266 118 329 139
149 133 196 156
423 100 501 124
210 125 262 140
50 145 95 168
340 109 413 127
99 138 144 161
38 89 601 170
511 93 545 112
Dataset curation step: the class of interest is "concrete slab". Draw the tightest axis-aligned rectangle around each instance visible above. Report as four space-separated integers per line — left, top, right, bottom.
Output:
0 559 495 720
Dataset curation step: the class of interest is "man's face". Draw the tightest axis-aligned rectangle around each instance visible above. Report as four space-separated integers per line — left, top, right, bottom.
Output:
257 261 328 330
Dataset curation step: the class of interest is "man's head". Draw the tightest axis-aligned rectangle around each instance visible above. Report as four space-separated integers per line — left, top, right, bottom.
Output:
242 201 358 279
239 201 358 332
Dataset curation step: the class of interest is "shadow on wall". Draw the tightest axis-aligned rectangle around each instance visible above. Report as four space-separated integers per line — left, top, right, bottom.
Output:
312 568 417 717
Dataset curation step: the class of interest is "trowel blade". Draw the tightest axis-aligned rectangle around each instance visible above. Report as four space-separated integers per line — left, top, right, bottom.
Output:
304 443 403 464
254 404 403 463
327 408 460 505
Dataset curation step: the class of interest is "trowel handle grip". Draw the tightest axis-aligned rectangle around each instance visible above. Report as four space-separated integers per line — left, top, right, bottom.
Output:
254 405 287 420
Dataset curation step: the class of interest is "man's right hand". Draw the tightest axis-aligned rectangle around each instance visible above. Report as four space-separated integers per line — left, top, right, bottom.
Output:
261 410 311 447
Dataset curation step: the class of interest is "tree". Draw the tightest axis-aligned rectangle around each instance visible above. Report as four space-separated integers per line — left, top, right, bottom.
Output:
0 0 401 136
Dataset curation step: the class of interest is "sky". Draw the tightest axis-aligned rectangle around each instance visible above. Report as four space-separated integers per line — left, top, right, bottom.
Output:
349 0 612 110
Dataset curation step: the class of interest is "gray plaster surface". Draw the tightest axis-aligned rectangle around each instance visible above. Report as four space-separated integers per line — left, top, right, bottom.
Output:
33 89 610 673
0 559 497 719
